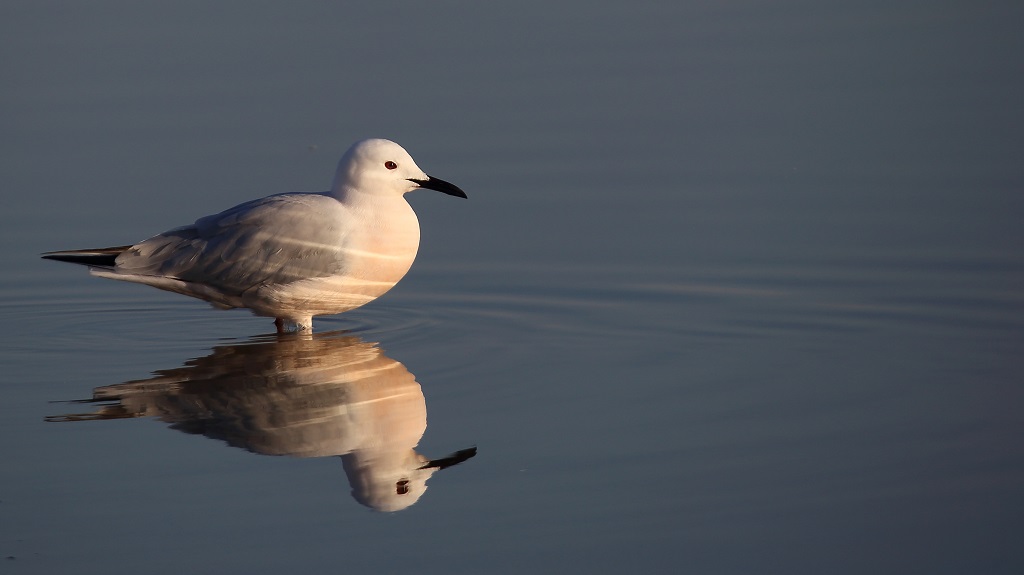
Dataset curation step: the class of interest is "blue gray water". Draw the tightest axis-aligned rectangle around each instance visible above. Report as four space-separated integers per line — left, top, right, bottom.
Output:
2 2 1023 573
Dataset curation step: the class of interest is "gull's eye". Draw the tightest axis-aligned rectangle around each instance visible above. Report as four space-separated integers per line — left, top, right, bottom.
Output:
384 161 398 170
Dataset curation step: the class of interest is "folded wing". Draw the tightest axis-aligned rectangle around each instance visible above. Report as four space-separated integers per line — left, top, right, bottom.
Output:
114 193 354 296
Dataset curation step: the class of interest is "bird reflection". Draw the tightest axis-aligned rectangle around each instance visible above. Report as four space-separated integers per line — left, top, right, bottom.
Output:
47 332 476 512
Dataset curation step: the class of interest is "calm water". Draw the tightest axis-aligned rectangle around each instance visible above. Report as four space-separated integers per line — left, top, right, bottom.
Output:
2 2 1023 573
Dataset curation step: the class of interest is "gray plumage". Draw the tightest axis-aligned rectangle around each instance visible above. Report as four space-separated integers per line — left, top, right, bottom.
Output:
117 193 353 296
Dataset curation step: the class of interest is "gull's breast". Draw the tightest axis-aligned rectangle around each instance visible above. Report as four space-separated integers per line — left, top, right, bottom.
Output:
249 201 421 317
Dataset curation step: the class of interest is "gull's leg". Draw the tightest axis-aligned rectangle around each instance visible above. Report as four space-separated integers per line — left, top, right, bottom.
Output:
274 317 312 333
295 317 313 333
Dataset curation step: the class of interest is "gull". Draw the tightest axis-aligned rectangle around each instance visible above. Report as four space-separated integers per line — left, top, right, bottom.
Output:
42 138 467 333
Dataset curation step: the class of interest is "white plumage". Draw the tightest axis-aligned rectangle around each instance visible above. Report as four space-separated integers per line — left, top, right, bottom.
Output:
43 138 467 332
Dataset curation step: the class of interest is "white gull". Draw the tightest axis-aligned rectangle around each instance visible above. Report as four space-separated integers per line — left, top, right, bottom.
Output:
42 138 467 332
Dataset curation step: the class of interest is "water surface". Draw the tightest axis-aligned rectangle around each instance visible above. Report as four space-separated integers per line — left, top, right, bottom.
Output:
2 2 1023 573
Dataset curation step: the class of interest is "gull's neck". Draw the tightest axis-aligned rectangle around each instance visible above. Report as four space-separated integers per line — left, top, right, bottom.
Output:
331 184 400 206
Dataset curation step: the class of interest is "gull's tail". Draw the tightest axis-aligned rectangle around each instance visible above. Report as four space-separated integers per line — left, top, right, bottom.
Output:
41 246 130 269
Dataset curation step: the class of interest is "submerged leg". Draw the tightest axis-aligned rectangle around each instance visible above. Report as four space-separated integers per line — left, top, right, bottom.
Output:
274 317 313 334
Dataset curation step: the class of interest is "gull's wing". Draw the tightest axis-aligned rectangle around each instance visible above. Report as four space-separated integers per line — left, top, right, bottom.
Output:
113 193 354 296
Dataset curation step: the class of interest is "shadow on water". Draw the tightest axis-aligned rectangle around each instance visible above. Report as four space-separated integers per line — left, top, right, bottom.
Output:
46 331 477 512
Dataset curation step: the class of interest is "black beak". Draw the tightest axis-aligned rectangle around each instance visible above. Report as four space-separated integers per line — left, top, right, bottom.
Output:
408 175 468 198
417 446 478 471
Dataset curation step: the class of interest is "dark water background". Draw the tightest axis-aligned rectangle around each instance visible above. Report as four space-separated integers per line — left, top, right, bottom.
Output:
2 2 1023 573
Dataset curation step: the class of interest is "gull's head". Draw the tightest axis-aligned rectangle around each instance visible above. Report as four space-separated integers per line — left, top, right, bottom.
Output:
331 138 467 199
